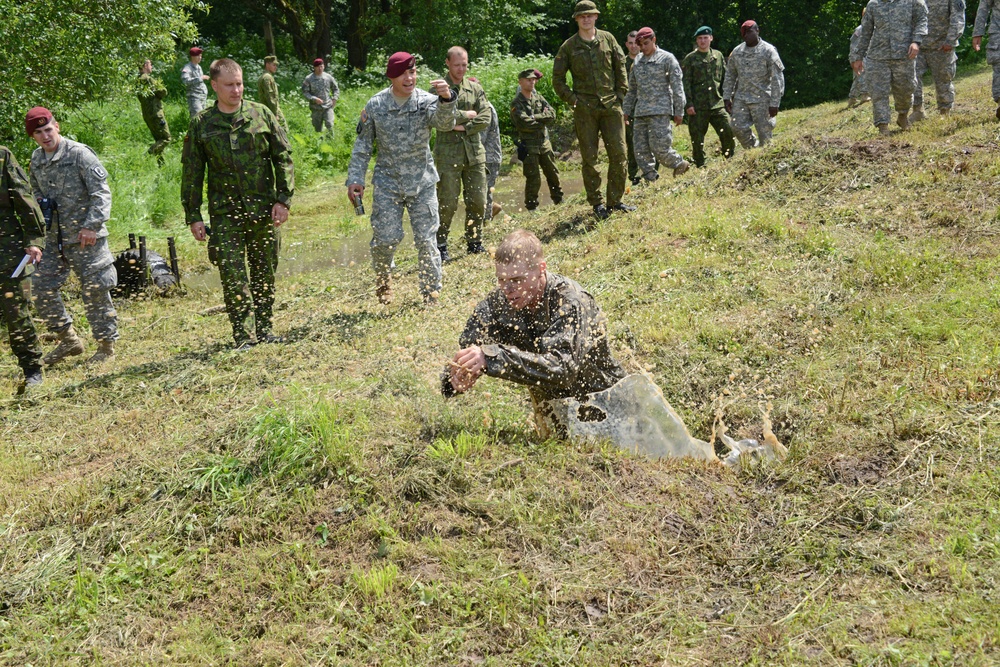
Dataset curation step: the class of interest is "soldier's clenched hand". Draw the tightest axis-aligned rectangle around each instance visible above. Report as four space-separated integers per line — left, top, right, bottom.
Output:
430 80 452 98
190 221 208 242
673 116 683 126
686 106 695 116
724 99 733 114
907 43 919 59
449 346 487 393
26 246 42 264
78 229 97 247
348 184 364 205
973 36 982 51
768 107 779 118
851 60 864 75
272 202 289 226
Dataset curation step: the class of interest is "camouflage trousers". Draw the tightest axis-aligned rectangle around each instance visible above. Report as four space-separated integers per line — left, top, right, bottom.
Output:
988 46 1000 102
522 148 562 207
914 49 957 111
687 106 736 167
485 162 500 220
573 102 628 208
0 277 42 373
370 184 442 298
187 94 207 118
633 115 685 177
731 99 776 148
209 215 280 344
850 69 870 101
625 117 639 181
311 107 335 134
143 113 172 157
436 161 487 248
33 238 118 342
866 59 915 126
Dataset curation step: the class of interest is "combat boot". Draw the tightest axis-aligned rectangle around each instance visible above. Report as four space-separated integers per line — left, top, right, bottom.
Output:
673 160 690 177
939 108 950 117
896 112 909 130
43 326 85 366
877 124 890 137
909 107 925 123
18 367 43 395
438 244 451 264
376 275 393 305
86 340 115 365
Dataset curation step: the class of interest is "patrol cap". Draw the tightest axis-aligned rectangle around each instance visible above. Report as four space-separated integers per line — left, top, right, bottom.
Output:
518 68 540 80
636 27 655 42
386 52 416 78
25 107 53 136
740 20 758 36
264 55 278 65
572 0 600 17
312 58 324 67
694 25 712 37
189 47 203 56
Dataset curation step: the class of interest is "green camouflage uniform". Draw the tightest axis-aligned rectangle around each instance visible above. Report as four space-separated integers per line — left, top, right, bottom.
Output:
138 72 172 157
442 271 625 402
30 138 118 344
182 101 294 344
510 89 563 208
434 73 491 250
681 48 736 167
257 70 288 130
0 146 44 375
553 30 629 208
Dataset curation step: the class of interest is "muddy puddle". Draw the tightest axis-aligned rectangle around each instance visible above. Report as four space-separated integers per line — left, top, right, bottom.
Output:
183 167 587 292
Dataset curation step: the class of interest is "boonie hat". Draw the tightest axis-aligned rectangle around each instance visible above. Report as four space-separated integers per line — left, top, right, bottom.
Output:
25 107 53 136
264 55 278 65
572 0 600 17
694 26 713 37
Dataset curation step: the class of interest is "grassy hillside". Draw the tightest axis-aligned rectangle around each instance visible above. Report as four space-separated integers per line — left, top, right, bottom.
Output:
1 68 999 665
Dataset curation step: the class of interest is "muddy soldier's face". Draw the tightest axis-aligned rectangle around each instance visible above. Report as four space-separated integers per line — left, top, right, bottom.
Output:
496 260 546 311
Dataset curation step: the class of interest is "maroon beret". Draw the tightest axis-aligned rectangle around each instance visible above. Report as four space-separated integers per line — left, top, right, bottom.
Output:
636 27 655 42
25 107 53 136
740 20 758 37
312 58 324 67
386 52 415 79
189 47 203 56
532 68 544 80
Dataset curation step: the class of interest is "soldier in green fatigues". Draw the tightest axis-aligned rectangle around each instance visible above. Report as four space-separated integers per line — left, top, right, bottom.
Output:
553 0 633 220
257 55 288 131
510 68 563 211
681 26 736 168
434 46 492 260
182 59 294 349
138 60 172 164
0 146 45 391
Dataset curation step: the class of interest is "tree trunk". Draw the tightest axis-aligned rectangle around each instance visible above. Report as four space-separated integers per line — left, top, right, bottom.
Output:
347 0 369 70
263 20 275 56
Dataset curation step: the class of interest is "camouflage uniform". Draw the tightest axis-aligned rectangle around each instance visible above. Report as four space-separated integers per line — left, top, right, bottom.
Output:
623 47 687 178
511 89 563 209
258 70 288 130
29 139 118 343
481 102 502 220
181 61 208 117
301 71 339 134
975 0 1000 101
182 101 294 344
553 30 629 208
0 147 44 375
681 47 736 167
851 0 929 127
138 72 172 158
442 271 625 402
625 55 640 182
914 0 965 112
346 87 457 298
723 39 785 147
849 25 871 103
434 73 491 250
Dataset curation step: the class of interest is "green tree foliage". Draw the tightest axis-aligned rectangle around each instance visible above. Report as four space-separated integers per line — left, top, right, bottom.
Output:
0 0 202 146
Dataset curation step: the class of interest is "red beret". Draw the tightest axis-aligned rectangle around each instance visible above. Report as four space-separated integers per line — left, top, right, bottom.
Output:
189 47 203 56
386 52 416 79
25 107 53 136
740 20 758 36
532 68 544 80
312 58 324 67
636 27 655 42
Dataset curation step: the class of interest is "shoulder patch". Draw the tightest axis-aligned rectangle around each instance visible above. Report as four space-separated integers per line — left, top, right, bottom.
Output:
91 164 108 180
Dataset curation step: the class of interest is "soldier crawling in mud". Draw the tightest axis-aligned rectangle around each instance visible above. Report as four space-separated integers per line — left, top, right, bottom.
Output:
442 230 625 432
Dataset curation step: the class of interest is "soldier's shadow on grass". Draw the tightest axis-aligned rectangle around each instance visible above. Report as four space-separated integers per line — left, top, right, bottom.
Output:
536 212 596 243
283 309 388 344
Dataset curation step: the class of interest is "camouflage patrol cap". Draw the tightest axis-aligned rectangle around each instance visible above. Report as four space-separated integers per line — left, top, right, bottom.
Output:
264 55 278 65
572 0 600 17
518 68 540 80
694 26 712 37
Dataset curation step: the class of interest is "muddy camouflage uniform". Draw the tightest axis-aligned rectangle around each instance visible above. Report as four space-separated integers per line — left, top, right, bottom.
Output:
511 89 563 208
182 101 294 344
851 0 929 127
181 61 208 117
481 103 502 220
302 71 339 134
443 271 625 402
138 72 172 157
975 0 1000 101
681 47 736 167
624 47 687 177
0 147 44 375
258 70 288 130
346 88 457 298
553 30 629 208
914 0 965 111
723 39 785 147
849 25 871 102
434 73 491 250
30 138 118 343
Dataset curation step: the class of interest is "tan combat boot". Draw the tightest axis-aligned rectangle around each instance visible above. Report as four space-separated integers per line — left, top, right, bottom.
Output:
86 340 115 365
896 112 909 130
43 326 85 366
375 275 392 305
939 108 950 117
877 124 891 137
673 160 690 177
909 107 925 123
